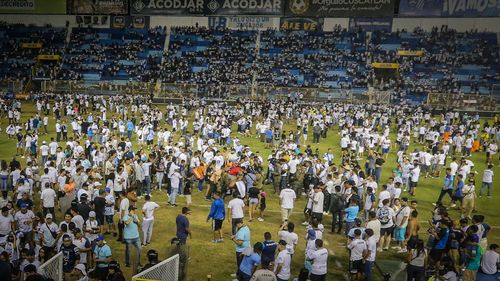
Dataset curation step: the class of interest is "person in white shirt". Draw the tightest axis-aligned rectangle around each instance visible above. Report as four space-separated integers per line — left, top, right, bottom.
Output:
409 161 420 196
40 185 57 217
480 244 500 275
142 195 159 245
227 193 245 235
364 228 377 281
311 186 324 222
278 222 298 256
274 240 291 281
479 164 494 198
348 228 367 281
306 239 328 279
279 186 296 222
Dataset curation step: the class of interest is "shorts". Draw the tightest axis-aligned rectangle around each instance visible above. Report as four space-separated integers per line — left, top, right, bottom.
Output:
97 214 105 225
351 259 364 273
380 227 393 236
266 138 272 144
410 181 417 188
105 215 114 224
212 219 223 231
259 203 266 211
394 227 406 241
382 148 389 154
249 198 259 205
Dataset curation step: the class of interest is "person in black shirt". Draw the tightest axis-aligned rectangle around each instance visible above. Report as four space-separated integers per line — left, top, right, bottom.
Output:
93 189 106 232
16 192 34 210
261 232 277 264
77 193 92 222
60 235 80 280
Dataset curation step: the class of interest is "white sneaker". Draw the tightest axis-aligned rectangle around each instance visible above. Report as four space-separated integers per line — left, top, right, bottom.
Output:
301 221 309 226
398 249 408 253
391 246 401 250
257 217 264 222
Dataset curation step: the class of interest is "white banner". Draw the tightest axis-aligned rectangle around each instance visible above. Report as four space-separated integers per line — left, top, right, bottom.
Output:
209 16 273 30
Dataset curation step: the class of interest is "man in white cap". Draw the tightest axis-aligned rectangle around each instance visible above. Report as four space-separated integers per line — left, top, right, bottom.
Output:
85 211 100 244
40 213 60 257
73 263 88 281
40 140 49 166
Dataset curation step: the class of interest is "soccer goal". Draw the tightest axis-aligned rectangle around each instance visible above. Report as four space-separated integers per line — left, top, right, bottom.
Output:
132 254 179 281
39 252 63 281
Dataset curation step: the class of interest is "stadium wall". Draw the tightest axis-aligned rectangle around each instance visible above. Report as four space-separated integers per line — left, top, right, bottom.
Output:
1 14 499 33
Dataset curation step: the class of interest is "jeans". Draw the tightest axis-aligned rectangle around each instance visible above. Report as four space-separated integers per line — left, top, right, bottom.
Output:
41 155 48 166
124 237 142 266
280 176 288 191
127 130 132 140
331 210 343 233
156 172 164 190
169 187 178 205
345 221 355 236
364 261 374 281
374 167 382 183
142 219 154 244
480 182 492 196
143 176 151 195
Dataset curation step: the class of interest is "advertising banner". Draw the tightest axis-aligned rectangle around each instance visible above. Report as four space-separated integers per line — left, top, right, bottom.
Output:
21 42 43 48
285 0 395 17
0 0 66 14
397 50 424 56
280 17 323 31
131 0 283 15
398 0 500 17
111 15 150 28
348 17 392 32
372 62 399 68
68 0 128 14
209 16 272 29
38 54 61 60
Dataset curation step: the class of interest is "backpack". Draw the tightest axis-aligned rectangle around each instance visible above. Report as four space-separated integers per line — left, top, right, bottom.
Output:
378 206 391 225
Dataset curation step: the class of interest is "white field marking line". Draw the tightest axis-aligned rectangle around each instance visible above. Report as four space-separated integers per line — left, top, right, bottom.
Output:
390 262 407 281
335 259 342 268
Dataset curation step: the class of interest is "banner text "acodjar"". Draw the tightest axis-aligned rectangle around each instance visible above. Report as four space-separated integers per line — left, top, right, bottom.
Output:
145 0 204 10
221 0 281 11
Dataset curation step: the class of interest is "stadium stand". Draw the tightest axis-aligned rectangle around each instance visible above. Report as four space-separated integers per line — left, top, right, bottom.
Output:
58 26 166 84
0 23 66 81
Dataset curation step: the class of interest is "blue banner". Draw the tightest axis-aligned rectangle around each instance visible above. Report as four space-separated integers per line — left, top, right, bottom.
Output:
399 0 500 17
280 17 324 31
349 17 392 32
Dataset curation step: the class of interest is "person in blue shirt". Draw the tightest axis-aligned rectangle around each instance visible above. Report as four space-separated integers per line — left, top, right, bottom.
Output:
232 220 251 273
207 192 225 243
435 168 454 206
344 199 360 236
123 205 142 267
450 174 464 208
176 207 192 245
238 242 263 281
261 232 278 264
93 235 112 280
126 120 134 140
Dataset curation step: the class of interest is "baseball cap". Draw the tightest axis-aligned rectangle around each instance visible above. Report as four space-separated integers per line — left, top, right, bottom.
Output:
1 207 8 212
105 187 111 193
182 207 191 214
20 203 28 208
89 211 96 217
307 229 316 240
128 205 137 211
45 213 53 219
62 235 72 241
74 263 87 276
95 235 105 241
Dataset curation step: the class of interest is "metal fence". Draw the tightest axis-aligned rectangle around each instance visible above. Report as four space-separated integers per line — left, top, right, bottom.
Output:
39 252 63 281
132 254 179 281
427 92 500 112
42 80 156 96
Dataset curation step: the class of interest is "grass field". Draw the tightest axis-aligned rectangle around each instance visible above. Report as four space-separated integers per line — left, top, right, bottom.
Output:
0 102 499 281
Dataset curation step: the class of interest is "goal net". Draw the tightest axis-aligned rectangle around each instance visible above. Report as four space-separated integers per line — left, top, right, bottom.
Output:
39 252 63 281
132 254 180 281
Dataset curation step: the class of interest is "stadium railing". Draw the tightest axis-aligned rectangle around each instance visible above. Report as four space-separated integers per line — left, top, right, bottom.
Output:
39 252 63 281
132 254 179 281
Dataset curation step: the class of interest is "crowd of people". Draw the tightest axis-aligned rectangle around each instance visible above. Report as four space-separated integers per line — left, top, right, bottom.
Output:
0 92 497 281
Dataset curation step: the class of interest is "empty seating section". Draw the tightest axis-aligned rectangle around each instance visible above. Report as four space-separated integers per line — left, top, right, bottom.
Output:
370 28 500 98
161 27 257 85
257 29 369 93
0 24 66 80
58 27 166 83
0 23 499 101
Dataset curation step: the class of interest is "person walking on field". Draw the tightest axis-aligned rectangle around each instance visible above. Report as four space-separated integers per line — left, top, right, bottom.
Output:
142 195 159 246
207 191 225 243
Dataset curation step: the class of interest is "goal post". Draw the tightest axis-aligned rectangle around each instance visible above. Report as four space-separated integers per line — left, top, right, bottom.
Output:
39 252 63 281
132 254 180 281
